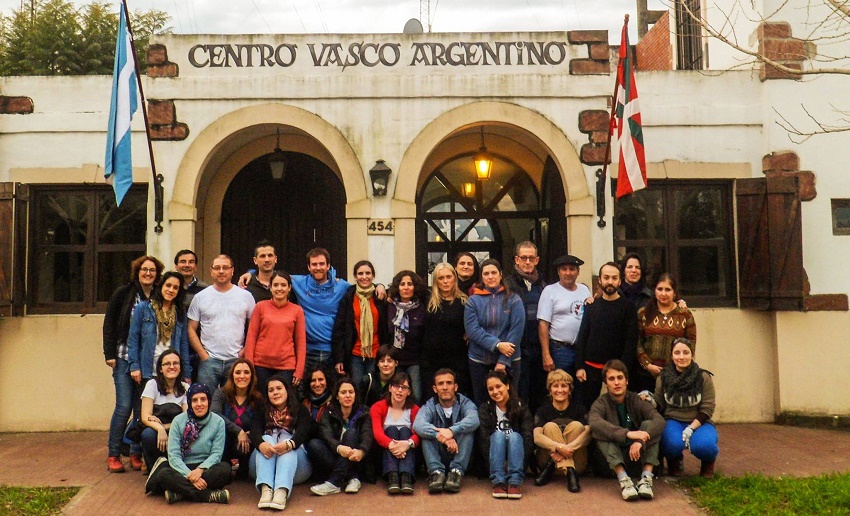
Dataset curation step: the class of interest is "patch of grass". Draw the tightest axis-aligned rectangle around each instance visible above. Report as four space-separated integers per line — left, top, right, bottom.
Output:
679 473 850 516
0 485 80 516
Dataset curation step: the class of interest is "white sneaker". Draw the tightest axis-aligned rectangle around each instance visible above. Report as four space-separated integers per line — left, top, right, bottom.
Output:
311 481 341 496
619 477 639 501
269 488 288 510
636 474 654 500
345 477 362 493
257 484 273 509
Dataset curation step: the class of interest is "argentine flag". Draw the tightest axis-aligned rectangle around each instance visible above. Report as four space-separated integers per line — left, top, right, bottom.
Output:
104 6 138 207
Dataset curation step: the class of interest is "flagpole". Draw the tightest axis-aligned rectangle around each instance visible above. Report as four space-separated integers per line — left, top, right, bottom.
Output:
121 0 164 234
596 14 629 229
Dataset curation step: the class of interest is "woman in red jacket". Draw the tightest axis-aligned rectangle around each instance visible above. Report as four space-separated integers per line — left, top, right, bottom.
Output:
369 372 420 495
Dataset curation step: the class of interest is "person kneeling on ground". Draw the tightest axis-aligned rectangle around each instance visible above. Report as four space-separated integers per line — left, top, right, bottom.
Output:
145 383 231 505
251 375 313 511
310 377 374 496
588 360 664 502
412 368 480 494
370 372 420 495
478 370 533 500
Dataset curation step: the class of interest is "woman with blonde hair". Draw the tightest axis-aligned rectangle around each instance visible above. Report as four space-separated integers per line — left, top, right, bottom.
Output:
421 263 471 397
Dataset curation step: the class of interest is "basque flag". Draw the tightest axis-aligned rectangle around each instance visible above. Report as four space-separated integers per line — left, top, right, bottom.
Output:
613 19 647 198
104 6 138 207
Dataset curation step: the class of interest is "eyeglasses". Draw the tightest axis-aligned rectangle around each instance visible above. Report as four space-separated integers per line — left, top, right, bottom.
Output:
390 384 410 392
517 256 537 262
140 267 157 273
211 265 233 271
161 361 180 368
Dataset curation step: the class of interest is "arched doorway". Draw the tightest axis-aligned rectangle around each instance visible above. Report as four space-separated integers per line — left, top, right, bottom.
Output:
416 149 566 280
221 151 347 276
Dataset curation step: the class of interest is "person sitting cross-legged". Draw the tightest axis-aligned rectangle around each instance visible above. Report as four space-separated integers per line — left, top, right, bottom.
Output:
588 360 664 503
412 368 480 494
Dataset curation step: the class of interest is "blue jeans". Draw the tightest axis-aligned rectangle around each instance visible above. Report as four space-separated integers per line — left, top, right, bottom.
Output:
421 431 474 475
469 360 521 406
549 342 577 377
108 358 140 457
399 365 421 404
349 357 375 388
382 426 415 476
197 356 237 390
255 367 294 395
661 419 719 463
252 431 313 492
140 427 165 468
306 349 334 373
489 431 525 486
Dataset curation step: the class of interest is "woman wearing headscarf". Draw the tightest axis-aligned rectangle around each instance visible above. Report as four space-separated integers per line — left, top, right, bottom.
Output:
144 383 231 505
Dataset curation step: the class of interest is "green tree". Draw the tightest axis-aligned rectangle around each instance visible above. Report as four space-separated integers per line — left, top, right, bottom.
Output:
0 0 170 76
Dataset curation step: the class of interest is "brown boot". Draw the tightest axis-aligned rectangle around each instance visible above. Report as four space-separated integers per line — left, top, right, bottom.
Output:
667 457 685 477
699 460 715 478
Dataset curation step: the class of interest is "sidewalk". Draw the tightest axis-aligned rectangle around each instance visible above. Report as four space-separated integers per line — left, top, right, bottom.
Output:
1 424 849 515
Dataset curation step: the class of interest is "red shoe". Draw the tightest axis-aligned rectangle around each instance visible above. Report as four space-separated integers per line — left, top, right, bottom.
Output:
492 484 507 499
107 456 125 473
129 454 143 471
507 484 522 499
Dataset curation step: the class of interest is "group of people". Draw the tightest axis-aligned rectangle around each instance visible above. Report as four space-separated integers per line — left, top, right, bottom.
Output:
101 241 718 507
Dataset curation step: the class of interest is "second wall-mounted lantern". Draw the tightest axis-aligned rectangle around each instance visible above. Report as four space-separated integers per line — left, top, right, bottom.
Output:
369 159 392 196
473 126 493 180
268 127 287 182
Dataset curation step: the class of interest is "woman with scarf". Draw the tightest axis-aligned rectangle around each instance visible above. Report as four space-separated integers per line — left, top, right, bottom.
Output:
386 270 428 403
453 252 480 296
303 367 335 480
421 263 471 398
211 358 264 478
332 260 389 385
651 338 718 478
619 253 654 310
251 375 313 510
128 271 192 398
138 350 189 470
103 255 164 473
243 271 307 393
310 377 374 496
145 383 231 505
464 259 525 405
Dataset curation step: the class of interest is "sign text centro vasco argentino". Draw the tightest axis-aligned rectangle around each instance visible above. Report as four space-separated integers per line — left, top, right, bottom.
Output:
188 40 570 68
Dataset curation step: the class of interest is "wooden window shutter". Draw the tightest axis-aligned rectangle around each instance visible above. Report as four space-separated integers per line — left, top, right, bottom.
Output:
0 182 28 317
736 176 804 310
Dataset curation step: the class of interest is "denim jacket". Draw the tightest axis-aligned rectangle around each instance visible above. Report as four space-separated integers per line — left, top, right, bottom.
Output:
127 301 192 379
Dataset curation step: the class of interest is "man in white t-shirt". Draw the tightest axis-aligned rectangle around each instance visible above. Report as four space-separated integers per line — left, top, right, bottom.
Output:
537 254 590 378
188 254 256 389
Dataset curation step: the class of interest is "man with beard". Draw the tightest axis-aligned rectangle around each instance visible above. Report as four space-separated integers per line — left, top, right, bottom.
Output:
574 262 638 407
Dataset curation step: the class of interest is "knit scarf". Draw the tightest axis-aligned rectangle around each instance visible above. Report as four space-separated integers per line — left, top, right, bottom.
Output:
355 284 376 358
151 299 176 344
266 405 292 434
620 281 645 304
391 299 419 349
181 383 211 456
660 362 704 409
513 268 539 288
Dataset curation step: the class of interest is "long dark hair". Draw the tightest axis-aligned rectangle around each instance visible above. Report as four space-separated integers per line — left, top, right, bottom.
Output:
330 376 362 415
619 252 645 286
265 374 301 427
220 358 263 410
485 369 523 422
388 270 429 302
383 371 415 409
478 258 512 303
453 252 480 282
644 272 679 322
155 349 186 397
153 271 187 317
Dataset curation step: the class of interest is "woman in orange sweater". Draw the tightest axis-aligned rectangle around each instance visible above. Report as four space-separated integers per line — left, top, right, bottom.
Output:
243 271 307 394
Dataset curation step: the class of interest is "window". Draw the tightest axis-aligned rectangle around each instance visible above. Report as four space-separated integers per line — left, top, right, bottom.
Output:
613 180 735 306
675 0 704 70
832 199 850 236
28 185 147 314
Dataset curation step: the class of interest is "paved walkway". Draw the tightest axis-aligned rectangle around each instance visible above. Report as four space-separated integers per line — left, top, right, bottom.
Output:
1 424 849 515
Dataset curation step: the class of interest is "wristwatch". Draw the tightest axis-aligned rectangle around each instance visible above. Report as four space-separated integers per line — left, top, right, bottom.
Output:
408 439 416 449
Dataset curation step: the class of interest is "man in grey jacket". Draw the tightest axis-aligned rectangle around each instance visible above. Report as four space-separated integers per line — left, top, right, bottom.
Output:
588 359 665 502
413 368 480 494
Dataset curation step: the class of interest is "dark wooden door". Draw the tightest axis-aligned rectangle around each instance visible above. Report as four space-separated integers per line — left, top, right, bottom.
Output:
221 152 347 279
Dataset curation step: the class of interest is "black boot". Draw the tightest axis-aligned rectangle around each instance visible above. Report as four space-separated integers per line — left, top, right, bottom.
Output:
566 467 581 493
534 459 556 486
387 471 400 494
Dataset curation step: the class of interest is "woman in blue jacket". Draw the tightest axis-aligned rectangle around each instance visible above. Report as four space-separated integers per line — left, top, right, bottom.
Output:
464 259 524 405
128 271 192 386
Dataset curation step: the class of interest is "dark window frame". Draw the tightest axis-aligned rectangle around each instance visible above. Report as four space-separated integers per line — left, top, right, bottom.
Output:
27 184 147 314
613 179 736 307
675 0 705 70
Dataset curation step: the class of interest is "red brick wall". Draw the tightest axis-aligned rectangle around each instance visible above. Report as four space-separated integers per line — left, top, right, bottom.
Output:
636 11 672 71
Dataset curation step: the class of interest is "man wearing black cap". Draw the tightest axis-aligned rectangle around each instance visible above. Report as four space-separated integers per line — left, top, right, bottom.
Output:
537 254 591 378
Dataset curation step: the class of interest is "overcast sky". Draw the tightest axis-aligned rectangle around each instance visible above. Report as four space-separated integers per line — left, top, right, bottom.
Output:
0 0 666 41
